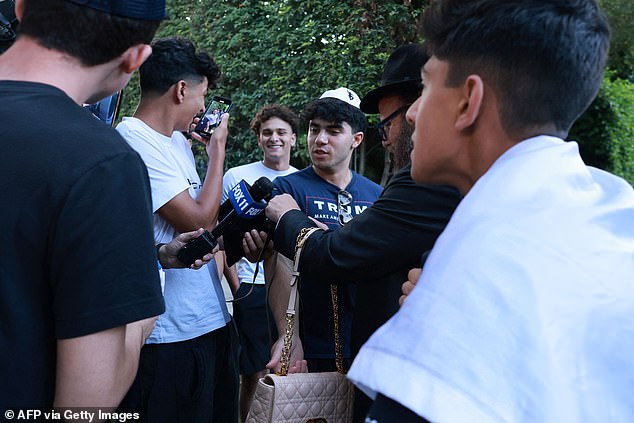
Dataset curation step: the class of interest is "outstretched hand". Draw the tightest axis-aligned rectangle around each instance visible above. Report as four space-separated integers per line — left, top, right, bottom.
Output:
243 230 275 262
159 228 216 270
265 193 301 223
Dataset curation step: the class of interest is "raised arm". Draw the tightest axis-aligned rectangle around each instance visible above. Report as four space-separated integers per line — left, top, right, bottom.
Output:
157 115 229 232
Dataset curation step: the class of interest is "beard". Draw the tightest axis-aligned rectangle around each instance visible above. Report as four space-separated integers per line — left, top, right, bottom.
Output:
391 120 414 171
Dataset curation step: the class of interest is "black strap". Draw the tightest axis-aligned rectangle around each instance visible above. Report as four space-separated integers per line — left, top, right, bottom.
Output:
229 230 272 302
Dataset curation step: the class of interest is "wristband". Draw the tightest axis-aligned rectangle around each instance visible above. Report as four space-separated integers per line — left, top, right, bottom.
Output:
156 243 166 269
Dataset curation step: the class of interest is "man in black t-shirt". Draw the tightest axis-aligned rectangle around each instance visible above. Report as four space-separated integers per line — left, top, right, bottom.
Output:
0 0 166 411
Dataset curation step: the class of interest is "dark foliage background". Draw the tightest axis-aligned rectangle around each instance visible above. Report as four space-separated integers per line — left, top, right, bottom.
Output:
117 0 633 185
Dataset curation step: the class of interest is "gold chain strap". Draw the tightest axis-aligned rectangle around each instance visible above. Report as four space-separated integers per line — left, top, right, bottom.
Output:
278 313 294 376
279 226 347 375
330 284 345 374
295 226 315 251
277 227 321 376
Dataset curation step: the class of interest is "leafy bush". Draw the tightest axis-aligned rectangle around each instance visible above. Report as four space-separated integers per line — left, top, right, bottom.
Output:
117 1 633 187
570 73 634 185
600 0 634 82
119 0 425 183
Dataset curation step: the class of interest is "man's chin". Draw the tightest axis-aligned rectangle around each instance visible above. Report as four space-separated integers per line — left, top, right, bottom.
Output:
264 155 284 165
410 166 434 185
310 153 329 163
311 160 332 172
264 150 281 158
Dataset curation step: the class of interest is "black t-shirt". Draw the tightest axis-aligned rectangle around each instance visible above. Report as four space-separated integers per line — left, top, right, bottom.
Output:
0 81 165 408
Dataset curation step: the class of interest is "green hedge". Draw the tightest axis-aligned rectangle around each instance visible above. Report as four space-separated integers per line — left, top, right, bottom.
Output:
117 2 634 187
570 72 634 185
118 0 423 183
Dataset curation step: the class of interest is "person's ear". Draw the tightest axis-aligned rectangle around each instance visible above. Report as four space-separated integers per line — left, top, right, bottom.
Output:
14 0 24 21
351 131 364 149
120 44 152 74
290 132 297 147
455 75 484 131
173 80 187 104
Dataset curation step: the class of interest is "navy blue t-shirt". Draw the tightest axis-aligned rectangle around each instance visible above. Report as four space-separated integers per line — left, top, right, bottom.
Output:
274 166 382 360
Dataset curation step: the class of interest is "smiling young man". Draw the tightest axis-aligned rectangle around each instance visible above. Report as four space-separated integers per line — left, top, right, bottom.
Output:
348 1 634 422
221 104 299 422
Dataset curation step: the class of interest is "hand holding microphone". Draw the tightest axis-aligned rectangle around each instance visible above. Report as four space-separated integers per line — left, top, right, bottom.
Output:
176 176 274 267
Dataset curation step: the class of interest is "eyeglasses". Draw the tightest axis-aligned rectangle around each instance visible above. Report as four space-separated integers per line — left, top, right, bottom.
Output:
372 104 410 142
337 190 353 226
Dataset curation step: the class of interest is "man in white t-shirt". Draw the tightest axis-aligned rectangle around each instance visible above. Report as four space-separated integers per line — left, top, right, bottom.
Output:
116 37 239 422
222 104 299 421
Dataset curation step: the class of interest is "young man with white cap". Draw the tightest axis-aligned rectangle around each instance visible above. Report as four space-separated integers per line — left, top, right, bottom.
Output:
259 44 461 422
263 88 383 373
0 0 165 410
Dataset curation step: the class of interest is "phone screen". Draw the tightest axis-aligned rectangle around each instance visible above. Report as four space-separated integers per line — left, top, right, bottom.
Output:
83 90 123 127
195 96 232 138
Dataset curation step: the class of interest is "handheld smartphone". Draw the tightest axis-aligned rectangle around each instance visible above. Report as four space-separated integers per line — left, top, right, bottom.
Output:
194 96 233 139
84 90 123 127
176 230 218 267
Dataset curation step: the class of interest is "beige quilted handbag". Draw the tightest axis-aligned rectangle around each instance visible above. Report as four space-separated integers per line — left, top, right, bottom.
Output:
246 228 354 423
247 372 354 423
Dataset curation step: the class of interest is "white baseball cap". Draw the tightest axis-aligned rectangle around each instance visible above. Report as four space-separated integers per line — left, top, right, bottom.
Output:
319 87 361 109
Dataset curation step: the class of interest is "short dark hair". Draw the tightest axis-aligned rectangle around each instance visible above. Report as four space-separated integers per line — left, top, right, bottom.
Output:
139 37 221 95
18 0 160 67
303 98 368 133
423 0 610 135
250 104 300 137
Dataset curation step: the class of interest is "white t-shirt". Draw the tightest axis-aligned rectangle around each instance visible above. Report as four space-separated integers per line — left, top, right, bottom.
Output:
222 161 297 284
349 136 634 422
117 117 230 343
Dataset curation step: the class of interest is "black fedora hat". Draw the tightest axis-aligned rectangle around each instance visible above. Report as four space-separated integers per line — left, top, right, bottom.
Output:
360 44 429 114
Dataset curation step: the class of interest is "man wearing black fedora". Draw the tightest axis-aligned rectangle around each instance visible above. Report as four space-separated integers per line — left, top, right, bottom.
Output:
361 44 430 178
254 44 462 421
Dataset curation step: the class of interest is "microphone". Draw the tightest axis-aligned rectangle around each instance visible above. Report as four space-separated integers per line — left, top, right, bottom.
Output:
176 177 274 267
